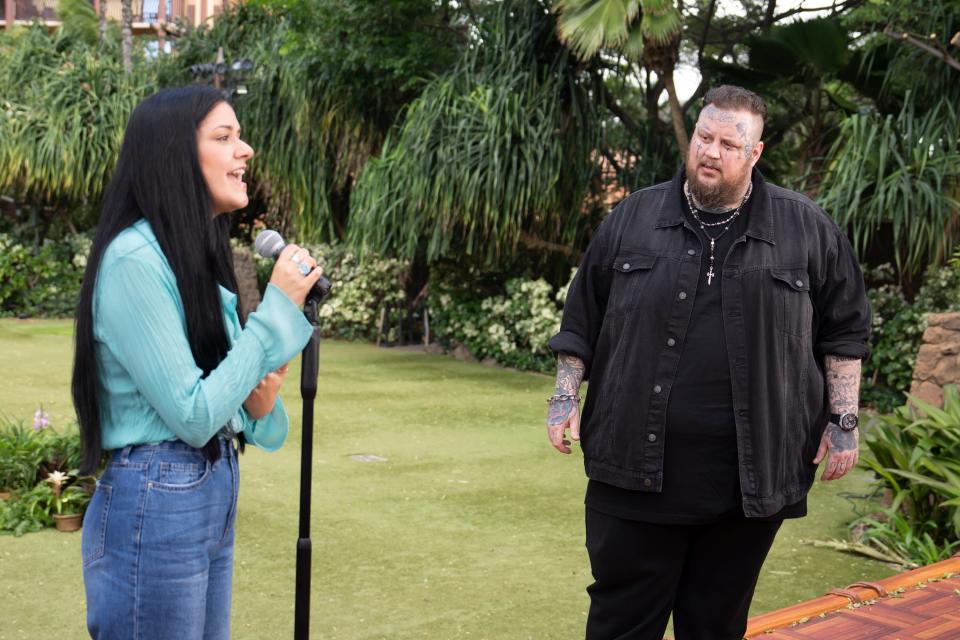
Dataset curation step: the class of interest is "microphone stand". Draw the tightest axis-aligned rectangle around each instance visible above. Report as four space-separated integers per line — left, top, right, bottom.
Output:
295 293 323 639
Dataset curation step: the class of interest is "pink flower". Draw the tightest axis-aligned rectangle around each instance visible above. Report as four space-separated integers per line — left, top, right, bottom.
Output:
33 408 50 431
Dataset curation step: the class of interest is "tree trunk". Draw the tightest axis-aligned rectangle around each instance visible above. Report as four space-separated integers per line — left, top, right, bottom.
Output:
98 0 107 44
663 71 689 159
121 0 132 74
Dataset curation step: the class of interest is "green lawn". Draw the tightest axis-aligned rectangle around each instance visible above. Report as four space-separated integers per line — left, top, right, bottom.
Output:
0 319 891 639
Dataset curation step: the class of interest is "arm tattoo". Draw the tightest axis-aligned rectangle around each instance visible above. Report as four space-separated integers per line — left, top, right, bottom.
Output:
548 353 585 427
824 354 861 415
554 353 585 395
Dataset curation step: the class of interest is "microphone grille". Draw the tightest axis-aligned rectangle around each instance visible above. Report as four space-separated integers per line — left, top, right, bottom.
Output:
254 230 285 259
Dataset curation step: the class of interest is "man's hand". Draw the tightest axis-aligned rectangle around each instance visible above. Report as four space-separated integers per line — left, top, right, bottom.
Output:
548 399 580 454
546 353 585 454
244 364 289 420
817 354 862 480
813 422 859 481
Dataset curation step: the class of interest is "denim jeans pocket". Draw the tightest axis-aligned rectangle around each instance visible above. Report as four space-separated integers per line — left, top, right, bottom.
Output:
82 482 112 567
151 460 213 492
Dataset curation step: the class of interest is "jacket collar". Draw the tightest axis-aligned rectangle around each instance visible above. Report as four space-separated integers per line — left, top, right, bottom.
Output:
654 167 776 245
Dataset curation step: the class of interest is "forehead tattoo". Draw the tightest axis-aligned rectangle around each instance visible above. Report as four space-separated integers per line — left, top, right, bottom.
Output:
702 105 756 156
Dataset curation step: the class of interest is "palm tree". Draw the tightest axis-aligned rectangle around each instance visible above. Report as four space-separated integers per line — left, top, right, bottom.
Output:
554 0 686 155
121 0 132 73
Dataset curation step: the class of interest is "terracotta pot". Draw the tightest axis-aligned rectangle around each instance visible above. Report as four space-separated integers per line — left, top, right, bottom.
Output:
53 513 83 532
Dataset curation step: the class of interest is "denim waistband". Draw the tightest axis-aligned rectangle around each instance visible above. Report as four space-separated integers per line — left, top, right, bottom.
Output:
112 437 235 465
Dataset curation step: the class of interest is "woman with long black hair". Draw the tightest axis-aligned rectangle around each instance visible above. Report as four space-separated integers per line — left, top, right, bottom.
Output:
72 85 323 639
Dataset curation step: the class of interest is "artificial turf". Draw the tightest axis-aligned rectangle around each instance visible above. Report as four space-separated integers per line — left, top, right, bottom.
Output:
0 319 891 639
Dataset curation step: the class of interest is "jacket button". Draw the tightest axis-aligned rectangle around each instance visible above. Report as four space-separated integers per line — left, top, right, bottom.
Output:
647 433 657 442
653 384 662 393
795 279 804 287
643 478 652 487
622 262 631 270
678 291 687 300
687 249 696 256
666 338 676 347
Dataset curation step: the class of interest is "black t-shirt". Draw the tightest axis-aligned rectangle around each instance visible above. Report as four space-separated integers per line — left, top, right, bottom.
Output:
586 177 807 523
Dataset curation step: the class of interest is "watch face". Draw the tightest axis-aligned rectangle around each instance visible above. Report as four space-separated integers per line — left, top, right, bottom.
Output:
839 413 859 430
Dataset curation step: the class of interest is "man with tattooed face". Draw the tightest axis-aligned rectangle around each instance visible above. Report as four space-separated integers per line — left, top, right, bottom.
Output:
547 85 870 640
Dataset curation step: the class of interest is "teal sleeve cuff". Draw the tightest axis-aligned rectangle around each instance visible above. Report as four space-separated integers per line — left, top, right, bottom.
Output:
244 284 314 370
240 397 289 452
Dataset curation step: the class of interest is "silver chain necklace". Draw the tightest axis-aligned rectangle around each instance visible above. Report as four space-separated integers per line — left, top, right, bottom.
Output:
684 180 752 285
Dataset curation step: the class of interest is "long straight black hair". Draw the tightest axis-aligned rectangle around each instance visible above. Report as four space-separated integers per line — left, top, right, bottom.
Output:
72 85 245 475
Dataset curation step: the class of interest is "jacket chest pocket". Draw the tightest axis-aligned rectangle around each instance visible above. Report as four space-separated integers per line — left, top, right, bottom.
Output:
770 268 813 337
609 253 657 314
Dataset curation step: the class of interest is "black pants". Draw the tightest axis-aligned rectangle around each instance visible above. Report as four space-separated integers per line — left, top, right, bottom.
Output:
585 507 782 640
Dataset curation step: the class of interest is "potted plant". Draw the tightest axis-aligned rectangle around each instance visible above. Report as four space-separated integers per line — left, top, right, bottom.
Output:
44 470 92 532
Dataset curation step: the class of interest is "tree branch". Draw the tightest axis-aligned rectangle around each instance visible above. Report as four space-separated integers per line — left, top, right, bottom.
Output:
599 81 644 137
682 78 710 114
696 0 717 64
884 25 960 72
761 0 776 33
519 232 580 259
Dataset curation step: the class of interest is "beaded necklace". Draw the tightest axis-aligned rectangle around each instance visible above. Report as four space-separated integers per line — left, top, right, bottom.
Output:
683 180 752 285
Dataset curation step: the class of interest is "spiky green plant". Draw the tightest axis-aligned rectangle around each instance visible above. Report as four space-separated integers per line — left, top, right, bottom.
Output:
349 1 599 267
817 93 960 276
0 26 150 217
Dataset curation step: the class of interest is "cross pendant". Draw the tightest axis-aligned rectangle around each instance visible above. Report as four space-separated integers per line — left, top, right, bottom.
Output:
707 266 715 285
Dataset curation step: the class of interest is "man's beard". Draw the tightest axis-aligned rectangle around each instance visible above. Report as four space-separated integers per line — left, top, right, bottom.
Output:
686 160 747 211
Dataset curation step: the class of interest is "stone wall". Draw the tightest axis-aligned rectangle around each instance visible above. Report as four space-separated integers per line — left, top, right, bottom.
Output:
232 247 261 323
909 312 960 407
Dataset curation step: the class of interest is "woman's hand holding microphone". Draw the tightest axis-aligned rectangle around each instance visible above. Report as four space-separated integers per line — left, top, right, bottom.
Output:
270 244 325 307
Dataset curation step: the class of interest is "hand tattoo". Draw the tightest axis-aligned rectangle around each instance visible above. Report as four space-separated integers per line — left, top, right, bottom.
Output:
548 399 578 427
823 423 857 454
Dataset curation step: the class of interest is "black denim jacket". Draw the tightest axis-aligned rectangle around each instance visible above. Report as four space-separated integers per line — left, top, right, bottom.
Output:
549 169 871 517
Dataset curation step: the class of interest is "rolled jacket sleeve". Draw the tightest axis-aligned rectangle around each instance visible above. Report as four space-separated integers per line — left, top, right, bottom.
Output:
813 229 871 360
96 257 312 448
549 210 618 379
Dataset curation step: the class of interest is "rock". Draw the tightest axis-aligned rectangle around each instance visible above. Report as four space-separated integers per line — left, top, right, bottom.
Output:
909 311 960 408
451 343 477 363
232 247 261 323
481 357 499 367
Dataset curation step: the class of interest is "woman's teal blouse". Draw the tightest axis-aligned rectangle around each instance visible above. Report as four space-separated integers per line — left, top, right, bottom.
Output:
92 219 312 452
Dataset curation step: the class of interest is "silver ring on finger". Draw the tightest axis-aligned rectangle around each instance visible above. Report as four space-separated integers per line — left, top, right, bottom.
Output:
296 261 311 276
290 251 304 264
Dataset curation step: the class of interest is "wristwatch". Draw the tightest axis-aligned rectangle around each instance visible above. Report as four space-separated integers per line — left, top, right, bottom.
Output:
830 412 859 432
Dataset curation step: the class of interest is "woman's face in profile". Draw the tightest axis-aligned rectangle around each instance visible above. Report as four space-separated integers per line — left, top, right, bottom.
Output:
197 101 255 216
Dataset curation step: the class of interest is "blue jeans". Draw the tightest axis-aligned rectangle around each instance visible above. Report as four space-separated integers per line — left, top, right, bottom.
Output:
82 438 239 640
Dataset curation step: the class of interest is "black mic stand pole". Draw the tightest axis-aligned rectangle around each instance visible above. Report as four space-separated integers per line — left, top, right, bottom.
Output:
295 294 322 640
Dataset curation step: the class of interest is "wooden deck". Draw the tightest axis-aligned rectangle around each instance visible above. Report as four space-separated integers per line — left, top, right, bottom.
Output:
742 556 960 639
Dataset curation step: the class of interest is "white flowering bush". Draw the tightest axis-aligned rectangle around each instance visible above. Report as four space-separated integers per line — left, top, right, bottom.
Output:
253 243 408 341
430 269 576 372
0 231 91 317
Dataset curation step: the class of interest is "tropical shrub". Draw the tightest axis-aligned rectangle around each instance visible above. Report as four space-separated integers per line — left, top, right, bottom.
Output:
0 231 91 317
0 413 95 535
855 385 960 566
0 482 55 536
253 242 408 341
0 419 46 492
428 270 574 372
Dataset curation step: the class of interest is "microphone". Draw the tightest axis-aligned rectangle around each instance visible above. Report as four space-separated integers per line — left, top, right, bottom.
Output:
255 230 332 301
